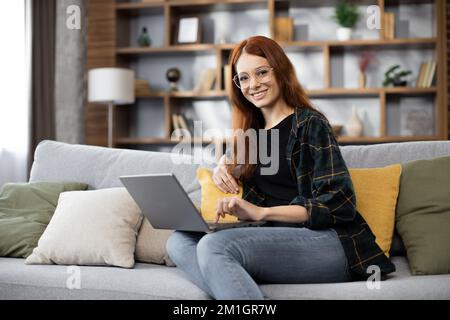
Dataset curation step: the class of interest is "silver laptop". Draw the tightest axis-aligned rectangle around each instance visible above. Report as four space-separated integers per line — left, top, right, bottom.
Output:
120 173 266 233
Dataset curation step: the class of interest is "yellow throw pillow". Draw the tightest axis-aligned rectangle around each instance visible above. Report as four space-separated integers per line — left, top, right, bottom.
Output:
349 164 402 257
197 168 242 222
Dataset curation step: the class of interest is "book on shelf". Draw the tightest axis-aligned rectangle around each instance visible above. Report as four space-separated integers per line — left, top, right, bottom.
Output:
171 114 181 137
383 12 395 40
415 61 436 88
426 61 436 87
194 68 217 92
415 63 425 87
274 17 293 42
135 79 152 96
223 64 231 93
172 113 194 137
177 114 190 132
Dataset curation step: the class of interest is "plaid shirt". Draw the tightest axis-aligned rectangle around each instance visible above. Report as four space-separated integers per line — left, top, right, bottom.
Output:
241 107 396 280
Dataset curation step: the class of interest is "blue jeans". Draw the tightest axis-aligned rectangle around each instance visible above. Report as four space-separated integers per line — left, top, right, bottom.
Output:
166 227 351 300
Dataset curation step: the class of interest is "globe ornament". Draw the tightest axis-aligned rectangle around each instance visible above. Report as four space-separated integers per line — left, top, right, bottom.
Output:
166 68 181 91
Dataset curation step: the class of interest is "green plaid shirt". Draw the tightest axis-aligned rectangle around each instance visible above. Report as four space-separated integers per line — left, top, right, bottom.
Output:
242 107 396 280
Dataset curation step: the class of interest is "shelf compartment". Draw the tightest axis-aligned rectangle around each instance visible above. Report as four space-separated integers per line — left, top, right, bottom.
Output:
169 1 269 45
329 46 434 88
116 4 165 48
385 95 436 137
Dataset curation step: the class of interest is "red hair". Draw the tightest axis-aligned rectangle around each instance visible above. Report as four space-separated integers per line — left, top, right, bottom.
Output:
226 35 323 181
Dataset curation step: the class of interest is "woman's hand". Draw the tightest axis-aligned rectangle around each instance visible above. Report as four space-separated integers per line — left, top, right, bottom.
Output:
212 162 240 194
214 197 266 223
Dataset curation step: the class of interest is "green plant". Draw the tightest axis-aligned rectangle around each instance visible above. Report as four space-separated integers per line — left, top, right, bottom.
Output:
331 1 360 28
383 65 412 87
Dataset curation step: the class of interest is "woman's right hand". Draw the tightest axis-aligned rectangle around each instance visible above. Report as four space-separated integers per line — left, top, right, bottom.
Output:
212 163 240 194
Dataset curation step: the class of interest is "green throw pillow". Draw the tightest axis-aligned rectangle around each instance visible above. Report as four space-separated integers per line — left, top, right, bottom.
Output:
0 181 88 258
396 155 450 275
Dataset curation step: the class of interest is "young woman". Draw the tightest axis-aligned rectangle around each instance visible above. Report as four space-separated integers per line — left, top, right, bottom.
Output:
166 35 395 300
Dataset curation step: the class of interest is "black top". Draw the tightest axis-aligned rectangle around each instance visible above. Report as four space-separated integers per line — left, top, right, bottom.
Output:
247 113 298 207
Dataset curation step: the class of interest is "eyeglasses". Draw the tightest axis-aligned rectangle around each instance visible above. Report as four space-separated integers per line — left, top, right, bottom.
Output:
232 66 273 89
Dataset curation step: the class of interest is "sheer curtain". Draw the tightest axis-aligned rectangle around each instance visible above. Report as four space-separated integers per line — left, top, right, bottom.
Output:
0 0 31 187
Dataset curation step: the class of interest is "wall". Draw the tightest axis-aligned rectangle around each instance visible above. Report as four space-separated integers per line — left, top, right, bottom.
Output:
54 0 87 144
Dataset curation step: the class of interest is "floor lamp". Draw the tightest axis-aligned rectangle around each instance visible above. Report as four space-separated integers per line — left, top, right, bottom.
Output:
88 68 135 148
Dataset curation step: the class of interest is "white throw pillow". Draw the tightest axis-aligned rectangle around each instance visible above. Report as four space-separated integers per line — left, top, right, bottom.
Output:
25 188 143 268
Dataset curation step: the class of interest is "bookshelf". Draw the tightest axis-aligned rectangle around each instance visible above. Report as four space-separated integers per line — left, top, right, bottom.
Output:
86 0 448 149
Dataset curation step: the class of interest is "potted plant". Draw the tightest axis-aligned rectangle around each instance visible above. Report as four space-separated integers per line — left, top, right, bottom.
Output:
331 1 360 41
383 65 412 87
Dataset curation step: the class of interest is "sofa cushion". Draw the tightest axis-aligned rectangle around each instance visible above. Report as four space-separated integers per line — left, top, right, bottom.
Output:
29 140 216 206
196 167 241 222
396 155 450 275
340 141 450 168
348 164 401 257
0 258 210 300
135 219 175 266
0 182 88 258
259 256 450 300
2 257 449 299
25 188 143 268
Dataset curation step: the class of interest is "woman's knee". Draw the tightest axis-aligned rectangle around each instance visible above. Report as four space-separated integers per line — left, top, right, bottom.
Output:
166 231 192 259
196 231 239 266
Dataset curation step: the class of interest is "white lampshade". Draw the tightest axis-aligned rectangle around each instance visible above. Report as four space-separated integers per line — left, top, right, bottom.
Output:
88 68 135 104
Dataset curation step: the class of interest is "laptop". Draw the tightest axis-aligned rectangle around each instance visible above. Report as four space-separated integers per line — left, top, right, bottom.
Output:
120 173 266 233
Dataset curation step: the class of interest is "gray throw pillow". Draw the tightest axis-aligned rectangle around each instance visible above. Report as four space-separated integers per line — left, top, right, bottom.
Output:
396 156 450 275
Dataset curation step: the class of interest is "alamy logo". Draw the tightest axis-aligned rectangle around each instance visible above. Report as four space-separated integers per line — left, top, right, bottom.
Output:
366 5 381 30
66 266 81 290
366 265 381 290
170 123 280 176
66 5 81 30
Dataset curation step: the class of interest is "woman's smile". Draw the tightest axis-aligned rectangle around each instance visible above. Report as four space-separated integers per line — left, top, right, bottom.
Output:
250 88 268 101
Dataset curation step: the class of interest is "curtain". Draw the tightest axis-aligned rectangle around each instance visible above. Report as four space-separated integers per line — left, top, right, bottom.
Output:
0 1 31 187
29 0 57 170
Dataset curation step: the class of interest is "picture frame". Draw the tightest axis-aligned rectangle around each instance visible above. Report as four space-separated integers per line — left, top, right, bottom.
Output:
175 15 201 44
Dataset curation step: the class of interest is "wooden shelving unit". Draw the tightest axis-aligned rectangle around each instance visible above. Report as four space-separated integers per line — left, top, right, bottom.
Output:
86 0 448 148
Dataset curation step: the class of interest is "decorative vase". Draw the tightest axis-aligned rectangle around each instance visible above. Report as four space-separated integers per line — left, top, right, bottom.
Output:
137 27 151 47
346 106 363 137
337 27 352 41
358 71 366 88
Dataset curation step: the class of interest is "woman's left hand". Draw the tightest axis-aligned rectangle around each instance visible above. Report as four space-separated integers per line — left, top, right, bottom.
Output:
214 197 265 223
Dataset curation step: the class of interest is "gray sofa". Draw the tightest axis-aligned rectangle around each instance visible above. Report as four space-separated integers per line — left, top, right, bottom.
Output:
1 139 450 300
